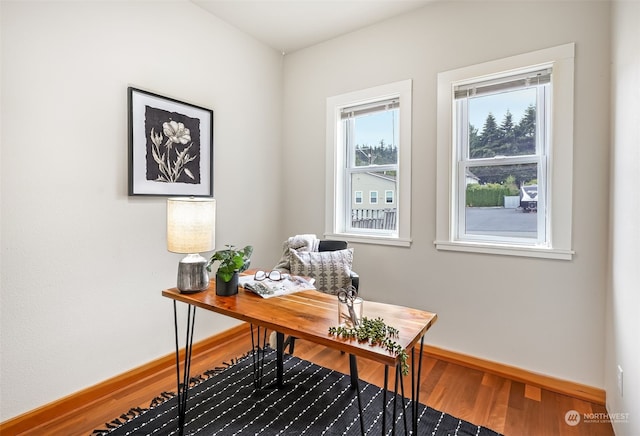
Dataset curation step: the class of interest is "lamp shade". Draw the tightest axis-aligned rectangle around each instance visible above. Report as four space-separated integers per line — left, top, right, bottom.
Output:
167 197 216 254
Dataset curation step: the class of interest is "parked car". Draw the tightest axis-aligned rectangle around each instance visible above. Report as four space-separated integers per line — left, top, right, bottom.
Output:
520 184 538 212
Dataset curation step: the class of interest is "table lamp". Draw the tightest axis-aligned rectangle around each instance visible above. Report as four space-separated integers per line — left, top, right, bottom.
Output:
167 197 216 293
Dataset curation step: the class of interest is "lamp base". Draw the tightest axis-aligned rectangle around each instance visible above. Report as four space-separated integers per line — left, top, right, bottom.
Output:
177 253 210 293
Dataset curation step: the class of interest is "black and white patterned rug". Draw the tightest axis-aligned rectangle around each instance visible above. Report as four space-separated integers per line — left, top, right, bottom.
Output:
94 349 502 436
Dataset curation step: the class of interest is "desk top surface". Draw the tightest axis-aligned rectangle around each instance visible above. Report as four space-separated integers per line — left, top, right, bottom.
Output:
163 280 437 366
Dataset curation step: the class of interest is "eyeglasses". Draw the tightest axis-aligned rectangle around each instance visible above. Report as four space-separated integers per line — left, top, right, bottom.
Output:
254 270 289 281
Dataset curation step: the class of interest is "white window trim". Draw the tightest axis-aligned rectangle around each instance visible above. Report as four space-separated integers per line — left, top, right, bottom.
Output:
325 80 412 247
435 43 575 260
354 191 363 204
369 191 378 204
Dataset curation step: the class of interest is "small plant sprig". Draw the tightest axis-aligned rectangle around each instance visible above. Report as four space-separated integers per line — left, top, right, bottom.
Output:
329 317 409 375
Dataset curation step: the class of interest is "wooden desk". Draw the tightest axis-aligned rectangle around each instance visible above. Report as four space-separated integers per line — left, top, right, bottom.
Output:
163 281 437 435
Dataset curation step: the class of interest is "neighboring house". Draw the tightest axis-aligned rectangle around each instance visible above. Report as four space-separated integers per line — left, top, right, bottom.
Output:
466 169 480 185
351 172 396 210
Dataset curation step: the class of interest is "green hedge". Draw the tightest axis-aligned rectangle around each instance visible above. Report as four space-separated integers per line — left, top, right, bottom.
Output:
466 183 518 207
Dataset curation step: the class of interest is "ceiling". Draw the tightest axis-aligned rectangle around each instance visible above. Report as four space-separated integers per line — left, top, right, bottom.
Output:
192 0 433 54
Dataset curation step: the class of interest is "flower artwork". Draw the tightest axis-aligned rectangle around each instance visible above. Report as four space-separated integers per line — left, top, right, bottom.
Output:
145 107 201 185
128 87 213 196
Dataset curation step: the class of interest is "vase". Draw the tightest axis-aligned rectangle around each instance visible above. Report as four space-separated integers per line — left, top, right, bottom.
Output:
216 272 239 296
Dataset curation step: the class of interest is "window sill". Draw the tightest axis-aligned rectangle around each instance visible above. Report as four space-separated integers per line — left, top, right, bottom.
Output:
325 233 411 248
434 240 574 260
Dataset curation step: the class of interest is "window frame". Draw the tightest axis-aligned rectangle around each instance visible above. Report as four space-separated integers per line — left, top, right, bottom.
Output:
435 43 575 260
325 80 412 247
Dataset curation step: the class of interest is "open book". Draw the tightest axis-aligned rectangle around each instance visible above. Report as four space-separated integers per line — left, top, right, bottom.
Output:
239 275 315 299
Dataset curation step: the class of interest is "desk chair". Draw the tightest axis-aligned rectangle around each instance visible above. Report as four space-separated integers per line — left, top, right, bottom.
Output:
271 238 360 390
281 239 358 354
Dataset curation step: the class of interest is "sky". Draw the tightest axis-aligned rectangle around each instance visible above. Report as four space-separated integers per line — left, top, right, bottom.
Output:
352 87 536 146
468 87 536 133
354 110 398 148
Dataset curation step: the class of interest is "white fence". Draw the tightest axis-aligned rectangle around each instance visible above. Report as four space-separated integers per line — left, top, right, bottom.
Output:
351 208 397 230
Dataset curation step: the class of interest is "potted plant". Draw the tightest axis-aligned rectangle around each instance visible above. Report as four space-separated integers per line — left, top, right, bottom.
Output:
207 244 253 296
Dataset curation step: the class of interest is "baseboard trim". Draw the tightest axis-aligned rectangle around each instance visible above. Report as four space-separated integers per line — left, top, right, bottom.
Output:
0 323 250 435
1 323 605 433
423 344 605 405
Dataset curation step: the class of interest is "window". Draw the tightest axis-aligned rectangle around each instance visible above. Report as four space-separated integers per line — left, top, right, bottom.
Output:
435 44 575 260
457 68 549 244
385 190 394 204
326 80 412 246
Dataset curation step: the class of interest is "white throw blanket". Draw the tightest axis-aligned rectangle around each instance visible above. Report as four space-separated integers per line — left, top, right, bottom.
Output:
273 234 320 272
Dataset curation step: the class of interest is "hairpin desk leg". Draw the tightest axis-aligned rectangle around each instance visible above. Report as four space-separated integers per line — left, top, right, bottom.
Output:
382 365 389 434
250 324 268 388
395 363 408 435
412 335 425 435
348 354 365 436
173 301 196 436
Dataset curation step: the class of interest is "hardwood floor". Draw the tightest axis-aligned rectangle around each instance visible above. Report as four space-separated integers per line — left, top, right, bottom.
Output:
10 332 614 436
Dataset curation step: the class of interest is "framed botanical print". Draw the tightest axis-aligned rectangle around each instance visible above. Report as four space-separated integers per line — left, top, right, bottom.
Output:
128 87 213 196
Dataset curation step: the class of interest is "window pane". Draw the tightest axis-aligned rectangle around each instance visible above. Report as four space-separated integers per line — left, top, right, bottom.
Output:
385 190 394 204
465 163 538 239
352 109 399 167
350 171 397 231
468 88 537 159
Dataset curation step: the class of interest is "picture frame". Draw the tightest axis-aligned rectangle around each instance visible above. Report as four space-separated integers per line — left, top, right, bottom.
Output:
128 87 213 197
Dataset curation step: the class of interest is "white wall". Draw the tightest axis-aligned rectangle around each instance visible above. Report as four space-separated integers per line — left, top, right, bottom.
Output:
0 1 283 420
606 1 640 434
283 1 611 388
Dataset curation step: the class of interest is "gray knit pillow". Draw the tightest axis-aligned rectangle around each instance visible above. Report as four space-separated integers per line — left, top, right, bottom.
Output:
288 248 353 294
